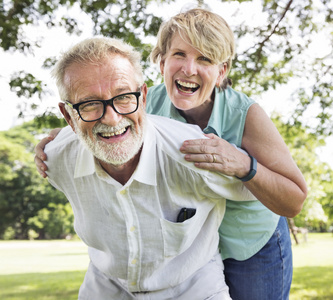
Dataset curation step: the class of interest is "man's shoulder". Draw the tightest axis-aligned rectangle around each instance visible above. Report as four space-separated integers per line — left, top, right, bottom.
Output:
146 114 206 167
44 126 81 184
45 126 77 150
147 114 204 142
44 126 80 164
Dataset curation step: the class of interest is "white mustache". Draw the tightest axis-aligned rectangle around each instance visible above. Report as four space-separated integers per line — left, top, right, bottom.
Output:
92 119 133 134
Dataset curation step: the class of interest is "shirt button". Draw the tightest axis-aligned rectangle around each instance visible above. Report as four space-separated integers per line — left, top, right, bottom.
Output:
130 226 135 232
131 282 136 286
131 259 137 265
120 189 127 195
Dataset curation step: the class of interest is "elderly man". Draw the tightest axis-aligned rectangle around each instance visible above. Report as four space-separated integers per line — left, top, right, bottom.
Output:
45 37 256 299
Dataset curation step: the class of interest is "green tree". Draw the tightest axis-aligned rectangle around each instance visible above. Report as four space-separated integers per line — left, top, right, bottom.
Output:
1 0 333 233
27 202 75 239
1 0 164 127
0 122 68 239
1 0 332 135
272 115 333 230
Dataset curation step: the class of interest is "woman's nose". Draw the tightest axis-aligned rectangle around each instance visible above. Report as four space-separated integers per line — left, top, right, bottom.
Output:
182 58 197 77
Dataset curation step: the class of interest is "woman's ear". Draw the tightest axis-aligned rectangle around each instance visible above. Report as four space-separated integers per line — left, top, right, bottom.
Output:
216 63 227 87
160 59 165 76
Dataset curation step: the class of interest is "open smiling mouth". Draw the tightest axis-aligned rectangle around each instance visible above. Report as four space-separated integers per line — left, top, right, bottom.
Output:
176 80 200 94
98 127 129 139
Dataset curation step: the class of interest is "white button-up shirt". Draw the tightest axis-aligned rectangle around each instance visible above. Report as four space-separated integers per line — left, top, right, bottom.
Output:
45 114 256 293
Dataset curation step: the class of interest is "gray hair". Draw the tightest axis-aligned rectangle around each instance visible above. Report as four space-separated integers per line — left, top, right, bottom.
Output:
52 37 144 100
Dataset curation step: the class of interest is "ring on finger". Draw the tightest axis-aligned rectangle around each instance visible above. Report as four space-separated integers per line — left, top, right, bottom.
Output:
212 154 217 163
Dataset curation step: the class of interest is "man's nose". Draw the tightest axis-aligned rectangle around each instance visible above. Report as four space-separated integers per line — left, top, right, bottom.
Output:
100 104 123 126
182 58 197 77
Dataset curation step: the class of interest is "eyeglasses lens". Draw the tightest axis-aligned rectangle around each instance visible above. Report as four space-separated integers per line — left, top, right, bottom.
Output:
77 92 139 122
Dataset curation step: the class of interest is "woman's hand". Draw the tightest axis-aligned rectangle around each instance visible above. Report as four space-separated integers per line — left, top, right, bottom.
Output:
181 103 307 218
180 133 252 178
34 128 62 178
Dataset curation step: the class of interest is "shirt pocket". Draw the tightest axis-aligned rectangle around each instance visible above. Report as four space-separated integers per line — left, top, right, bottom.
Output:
160 204 212 257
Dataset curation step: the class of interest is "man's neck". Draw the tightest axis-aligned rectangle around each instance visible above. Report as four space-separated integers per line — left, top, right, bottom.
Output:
98 148 142 186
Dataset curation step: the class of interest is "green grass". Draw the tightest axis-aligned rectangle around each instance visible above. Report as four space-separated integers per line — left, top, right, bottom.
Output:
0 233 332 299
290 233 333 300
0 271 86 300
0 240 89 300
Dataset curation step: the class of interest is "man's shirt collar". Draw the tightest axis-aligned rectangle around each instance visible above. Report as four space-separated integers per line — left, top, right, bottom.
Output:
73 120 157 186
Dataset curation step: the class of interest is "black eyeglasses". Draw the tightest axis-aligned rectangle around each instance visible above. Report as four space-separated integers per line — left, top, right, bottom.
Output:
65 91 141 122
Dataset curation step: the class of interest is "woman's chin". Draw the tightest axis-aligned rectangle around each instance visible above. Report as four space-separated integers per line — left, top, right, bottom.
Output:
171 95 198 111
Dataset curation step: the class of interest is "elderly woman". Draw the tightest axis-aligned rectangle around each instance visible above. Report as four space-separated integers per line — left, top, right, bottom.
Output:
146 8 307 299
35 8 307 299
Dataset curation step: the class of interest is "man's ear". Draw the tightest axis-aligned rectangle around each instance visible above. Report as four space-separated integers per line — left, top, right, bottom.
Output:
59 102 76 133
140 83 148 109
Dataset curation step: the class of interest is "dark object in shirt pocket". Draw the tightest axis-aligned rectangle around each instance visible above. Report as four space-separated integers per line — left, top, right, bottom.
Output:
177 208 196 222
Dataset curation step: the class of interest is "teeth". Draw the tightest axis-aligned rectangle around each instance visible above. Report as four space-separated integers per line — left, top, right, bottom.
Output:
100 128 126 138
177 80 199 89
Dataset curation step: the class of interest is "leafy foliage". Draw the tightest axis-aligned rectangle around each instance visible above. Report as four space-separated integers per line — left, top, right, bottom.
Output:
27 203 75 239
1 0 332 136
0 122 69 239
230 0 333 136
1 0 166 124
272 115 333 230
0 0 332 235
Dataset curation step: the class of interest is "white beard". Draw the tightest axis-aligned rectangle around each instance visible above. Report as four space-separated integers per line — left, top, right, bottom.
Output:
73 116 146 166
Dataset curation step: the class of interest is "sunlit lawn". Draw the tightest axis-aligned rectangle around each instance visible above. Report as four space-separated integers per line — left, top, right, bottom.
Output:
0 233 332 299
290 232 333 300
0 240 89 300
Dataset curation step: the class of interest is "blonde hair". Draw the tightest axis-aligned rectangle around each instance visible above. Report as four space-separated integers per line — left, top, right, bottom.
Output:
150 8 235 90
52 37 144 100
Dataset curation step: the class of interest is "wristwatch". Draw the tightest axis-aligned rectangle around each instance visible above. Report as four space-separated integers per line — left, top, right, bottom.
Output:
237 155 257 182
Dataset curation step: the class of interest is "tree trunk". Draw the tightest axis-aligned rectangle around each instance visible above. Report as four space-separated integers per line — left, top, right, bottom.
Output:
287 218 299 245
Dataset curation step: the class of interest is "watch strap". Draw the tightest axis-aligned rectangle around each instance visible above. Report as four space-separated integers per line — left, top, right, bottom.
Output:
237 155 257 182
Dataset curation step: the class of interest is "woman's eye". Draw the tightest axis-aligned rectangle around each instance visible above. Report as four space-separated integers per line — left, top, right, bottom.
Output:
199 56 212 63
174 52 185 57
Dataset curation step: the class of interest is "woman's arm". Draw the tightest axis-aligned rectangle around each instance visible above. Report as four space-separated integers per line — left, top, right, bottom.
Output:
241 104 307 217
180 103 307 218
34 128 62 177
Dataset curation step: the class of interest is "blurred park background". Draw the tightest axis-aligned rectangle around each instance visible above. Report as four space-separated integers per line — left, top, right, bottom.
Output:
1 0 332 299
1 233 332 299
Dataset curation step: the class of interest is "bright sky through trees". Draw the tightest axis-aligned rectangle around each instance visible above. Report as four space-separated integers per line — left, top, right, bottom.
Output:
0 0 332 167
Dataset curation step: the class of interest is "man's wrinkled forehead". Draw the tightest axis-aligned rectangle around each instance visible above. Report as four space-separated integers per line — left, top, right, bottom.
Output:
63 55 136 98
